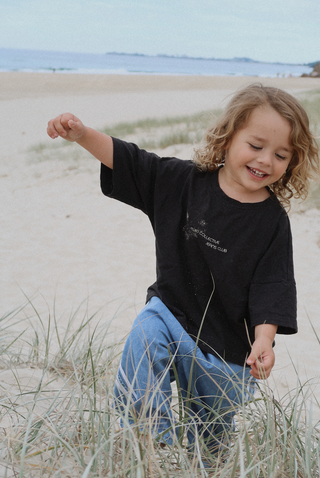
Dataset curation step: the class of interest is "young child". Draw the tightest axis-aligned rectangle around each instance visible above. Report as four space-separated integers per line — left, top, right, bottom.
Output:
47 83 319 453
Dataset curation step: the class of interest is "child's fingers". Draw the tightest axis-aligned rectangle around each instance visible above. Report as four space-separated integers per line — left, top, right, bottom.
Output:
247 338 275 379
249 359 267 379
47 117 67 139
47 119 58 139
67 118 81 133
249 354 274 379
47 113 75 139
55 114 74 136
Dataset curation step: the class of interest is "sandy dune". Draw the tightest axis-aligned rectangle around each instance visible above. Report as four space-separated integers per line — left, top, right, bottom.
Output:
1 72 320 412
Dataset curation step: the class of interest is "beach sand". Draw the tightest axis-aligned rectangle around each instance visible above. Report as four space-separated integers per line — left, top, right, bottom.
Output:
1 72 320 413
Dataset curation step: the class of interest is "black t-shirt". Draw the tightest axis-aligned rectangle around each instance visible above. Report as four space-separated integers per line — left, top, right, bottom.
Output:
101 138 297 365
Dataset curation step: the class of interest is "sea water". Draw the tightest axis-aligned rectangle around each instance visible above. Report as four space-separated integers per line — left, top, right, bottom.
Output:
0 48 312 77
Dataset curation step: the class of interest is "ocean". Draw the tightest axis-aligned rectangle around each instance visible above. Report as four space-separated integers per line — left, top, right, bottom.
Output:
0 48 312 78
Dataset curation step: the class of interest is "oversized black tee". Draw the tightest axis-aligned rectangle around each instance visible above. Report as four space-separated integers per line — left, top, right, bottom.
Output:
101 138 297 366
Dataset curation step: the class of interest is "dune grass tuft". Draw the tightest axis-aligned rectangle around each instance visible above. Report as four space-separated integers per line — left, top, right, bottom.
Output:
300 89 320 138
101 111 221 150
296 90 320 209
0 298 319 477
28 110 221 166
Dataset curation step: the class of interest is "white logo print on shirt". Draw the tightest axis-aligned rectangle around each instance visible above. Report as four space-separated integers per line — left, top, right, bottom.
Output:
183 218 228 253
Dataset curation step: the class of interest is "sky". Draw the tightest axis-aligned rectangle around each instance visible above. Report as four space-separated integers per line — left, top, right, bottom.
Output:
0 0 319 64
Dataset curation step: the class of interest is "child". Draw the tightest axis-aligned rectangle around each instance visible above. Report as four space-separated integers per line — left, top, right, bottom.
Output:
47 83 319 453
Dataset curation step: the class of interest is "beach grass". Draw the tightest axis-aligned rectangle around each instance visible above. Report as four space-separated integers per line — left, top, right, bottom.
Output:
28 110 221 166
297 90 320 209
300 89 320 138
0 299 319 477
100 110 221 150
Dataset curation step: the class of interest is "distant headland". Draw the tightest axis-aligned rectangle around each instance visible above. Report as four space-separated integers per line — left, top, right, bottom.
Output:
105 52 318 68
302 61 320 77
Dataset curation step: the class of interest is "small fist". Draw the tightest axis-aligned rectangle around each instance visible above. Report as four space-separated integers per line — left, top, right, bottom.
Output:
47 113 86 142
247 339 275 379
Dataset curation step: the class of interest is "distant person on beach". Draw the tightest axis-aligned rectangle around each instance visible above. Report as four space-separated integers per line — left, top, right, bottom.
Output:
47 84 319 454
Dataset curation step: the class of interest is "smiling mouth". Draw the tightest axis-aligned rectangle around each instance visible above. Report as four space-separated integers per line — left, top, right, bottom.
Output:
247 166 268 179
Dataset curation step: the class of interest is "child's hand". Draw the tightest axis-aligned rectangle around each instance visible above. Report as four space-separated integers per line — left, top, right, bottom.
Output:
47 113 86 142
247 324 277 379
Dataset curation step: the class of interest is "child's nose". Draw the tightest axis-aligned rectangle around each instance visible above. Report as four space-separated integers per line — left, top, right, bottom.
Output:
257 150 273 166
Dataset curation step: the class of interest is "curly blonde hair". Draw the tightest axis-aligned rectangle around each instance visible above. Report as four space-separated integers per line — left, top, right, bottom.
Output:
193 83 320 207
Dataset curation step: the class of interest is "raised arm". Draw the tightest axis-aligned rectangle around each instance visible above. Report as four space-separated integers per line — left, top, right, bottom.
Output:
47 113 113 169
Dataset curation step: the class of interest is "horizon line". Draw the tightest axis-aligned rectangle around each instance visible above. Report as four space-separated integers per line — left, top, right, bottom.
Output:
0 47 317 67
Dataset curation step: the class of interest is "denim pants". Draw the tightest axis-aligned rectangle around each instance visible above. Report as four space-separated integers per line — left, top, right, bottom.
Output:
114 297 255 450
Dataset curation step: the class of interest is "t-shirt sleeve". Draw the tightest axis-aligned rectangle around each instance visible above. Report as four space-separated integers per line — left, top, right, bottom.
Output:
248 213 297 334
100 137 193 223
100 137 157 216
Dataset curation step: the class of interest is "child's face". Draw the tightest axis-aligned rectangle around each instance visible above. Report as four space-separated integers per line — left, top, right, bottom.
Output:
221 105 293 202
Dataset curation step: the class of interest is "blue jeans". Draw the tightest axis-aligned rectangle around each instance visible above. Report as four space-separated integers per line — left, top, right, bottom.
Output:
114 297 255 451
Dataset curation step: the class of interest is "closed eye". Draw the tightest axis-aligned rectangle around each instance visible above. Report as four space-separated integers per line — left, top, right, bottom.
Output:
249 143 262 150
275 153 286 160
250 143 287 160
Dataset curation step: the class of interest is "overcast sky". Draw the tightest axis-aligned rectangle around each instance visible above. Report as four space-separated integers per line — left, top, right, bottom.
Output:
0 0 319 64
